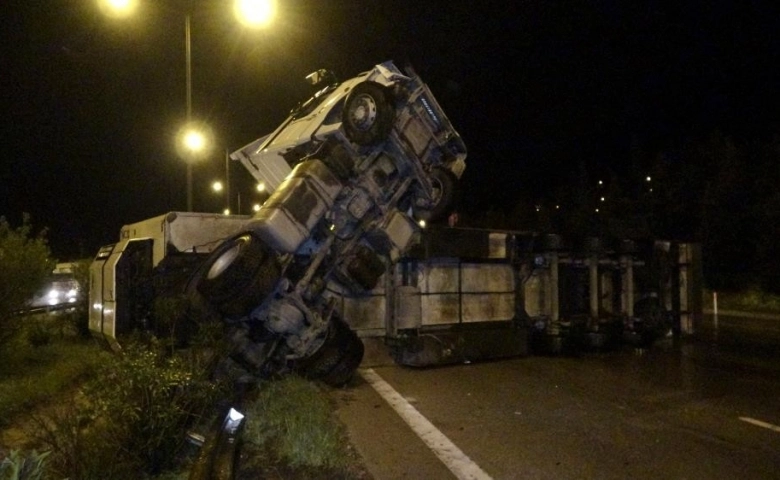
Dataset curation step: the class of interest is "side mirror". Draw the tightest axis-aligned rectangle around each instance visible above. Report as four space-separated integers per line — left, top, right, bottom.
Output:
305 69 336 87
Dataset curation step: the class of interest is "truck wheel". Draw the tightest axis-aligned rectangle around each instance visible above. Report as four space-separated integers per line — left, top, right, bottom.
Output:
342 81 395 146
414 167 459 222
197 232 281 319
298 316 364 387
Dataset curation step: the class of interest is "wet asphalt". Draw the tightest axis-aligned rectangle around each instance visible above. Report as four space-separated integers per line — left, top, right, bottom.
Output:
332 314 780 479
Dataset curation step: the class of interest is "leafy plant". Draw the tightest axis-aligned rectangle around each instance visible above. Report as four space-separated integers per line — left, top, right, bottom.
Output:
0 214 53 350
36 341 228 478
0 449 50 480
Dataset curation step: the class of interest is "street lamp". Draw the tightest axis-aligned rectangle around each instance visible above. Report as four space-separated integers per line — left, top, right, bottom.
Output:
234 0 277 28
97 0 136 18
99 0 277 212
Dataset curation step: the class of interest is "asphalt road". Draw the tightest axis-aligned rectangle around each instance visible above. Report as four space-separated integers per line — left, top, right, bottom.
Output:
332 324 780 479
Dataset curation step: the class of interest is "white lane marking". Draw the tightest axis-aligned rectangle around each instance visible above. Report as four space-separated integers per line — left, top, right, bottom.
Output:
739 416 780 433
360 368 493 480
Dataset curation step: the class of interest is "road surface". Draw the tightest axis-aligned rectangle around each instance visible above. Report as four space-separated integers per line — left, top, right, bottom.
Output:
332 322 780 479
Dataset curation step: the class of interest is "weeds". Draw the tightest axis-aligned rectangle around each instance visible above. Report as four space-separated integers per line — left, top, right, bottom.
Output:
242 376 350 470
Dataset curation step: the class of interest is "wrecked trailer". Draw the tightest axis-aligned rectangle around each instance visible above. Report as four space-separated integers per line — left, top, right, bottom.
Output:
330 227 702 364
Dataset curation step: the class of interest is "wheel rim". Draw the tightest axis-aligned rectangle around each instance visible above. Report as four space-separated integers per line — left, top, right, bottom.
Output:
348 93 378 131
207 242 242 280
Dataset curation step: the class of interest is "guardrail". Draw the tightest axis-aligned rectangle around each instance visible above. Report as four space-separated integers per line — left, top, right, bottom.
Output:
12 301 86 317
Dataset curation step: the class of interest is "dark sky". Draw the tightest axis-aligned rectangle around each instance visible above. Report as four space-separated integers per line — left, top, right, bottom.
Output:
2 1 780 259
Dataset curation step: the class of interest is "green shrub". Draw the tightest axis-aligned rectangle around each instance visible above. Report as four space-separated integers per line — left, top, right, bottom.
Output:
0 215 54 350
36 341 228 478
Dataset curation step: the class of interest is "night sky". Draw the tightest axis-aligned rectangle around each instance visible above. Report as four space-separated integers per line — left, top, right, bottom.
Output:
2 1 780 259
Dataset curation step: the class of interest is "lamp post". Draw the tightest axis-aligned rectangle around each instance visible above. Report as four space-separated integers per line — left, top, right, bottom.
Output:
185 12 193 211
99 0 278 211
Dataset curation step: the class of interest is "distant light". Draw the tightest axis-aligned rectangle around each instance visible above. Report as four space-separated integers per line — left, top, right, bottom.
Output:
256 182 266 193
98 0 136 18
253 203 261 212
598 180 603 186
234 0 276 28
183 130 205 152
212 181 224 192
555 205 560 210
418 219 427 229
535 205 541 212
176 122 212 161
646 176 652 182
223 208 231 215
600 197 605 202
649 188 653 193
595 208 600 213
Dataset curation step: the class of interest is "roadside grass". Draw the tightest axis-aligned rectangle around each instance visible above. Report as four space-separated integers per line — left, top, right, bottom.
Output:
0 331 106 430
704 287 780 314
238 376 370 479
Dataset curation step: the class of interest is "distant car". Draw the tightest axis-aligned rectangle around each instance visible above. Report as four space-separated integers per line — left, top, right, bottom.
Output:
232 60 467 222
29 273 80 308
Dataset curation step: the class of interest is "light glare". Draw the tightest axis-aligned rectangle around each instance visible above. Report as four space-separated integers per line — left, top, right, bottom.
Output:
184 130 205 152
234 0 276 28
98 0 136 18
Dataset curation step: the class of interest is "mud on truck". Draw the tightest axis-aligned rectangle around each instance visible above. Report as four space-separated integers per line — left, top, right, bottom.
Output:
89 61 467 386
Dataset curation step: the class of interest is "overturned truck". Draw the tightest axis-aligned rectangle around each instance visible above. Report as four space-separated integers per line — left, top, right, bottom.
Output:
90 61 467 385
89 61 703 386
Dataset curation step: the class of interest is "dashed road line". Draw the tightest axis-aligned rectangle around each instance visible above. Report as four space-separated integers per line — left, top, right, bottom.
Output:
360 368 492 480
739 416 780 433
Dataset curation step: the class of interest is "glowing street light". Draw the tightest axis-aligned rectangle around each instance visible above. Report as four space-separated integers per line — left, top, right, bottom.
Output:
98 0 136 18
234 0 277 28
256 182 266 193
99 0 277 212
212 181 224 193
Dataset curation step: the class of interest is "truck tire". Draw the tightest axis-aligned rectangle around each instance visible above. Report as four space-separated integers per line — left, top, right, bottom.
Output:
414 167 459 222
197 232 281 319
342 81 395 146
298 316 364 387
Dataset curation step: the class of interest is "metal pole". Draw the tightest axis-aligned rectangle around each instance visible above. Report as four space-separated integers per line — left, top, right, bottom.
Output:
185 13 193 212
225 149 231 213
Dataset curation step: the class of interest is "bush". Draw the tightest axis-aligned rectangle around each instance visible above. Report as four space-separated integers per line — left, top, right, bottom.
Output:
0 215 53 350
35 341 228 478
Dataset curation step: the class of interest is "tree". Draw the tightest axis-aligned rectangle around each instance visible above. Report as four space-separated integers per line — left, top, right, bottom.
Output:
0 214 54 349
